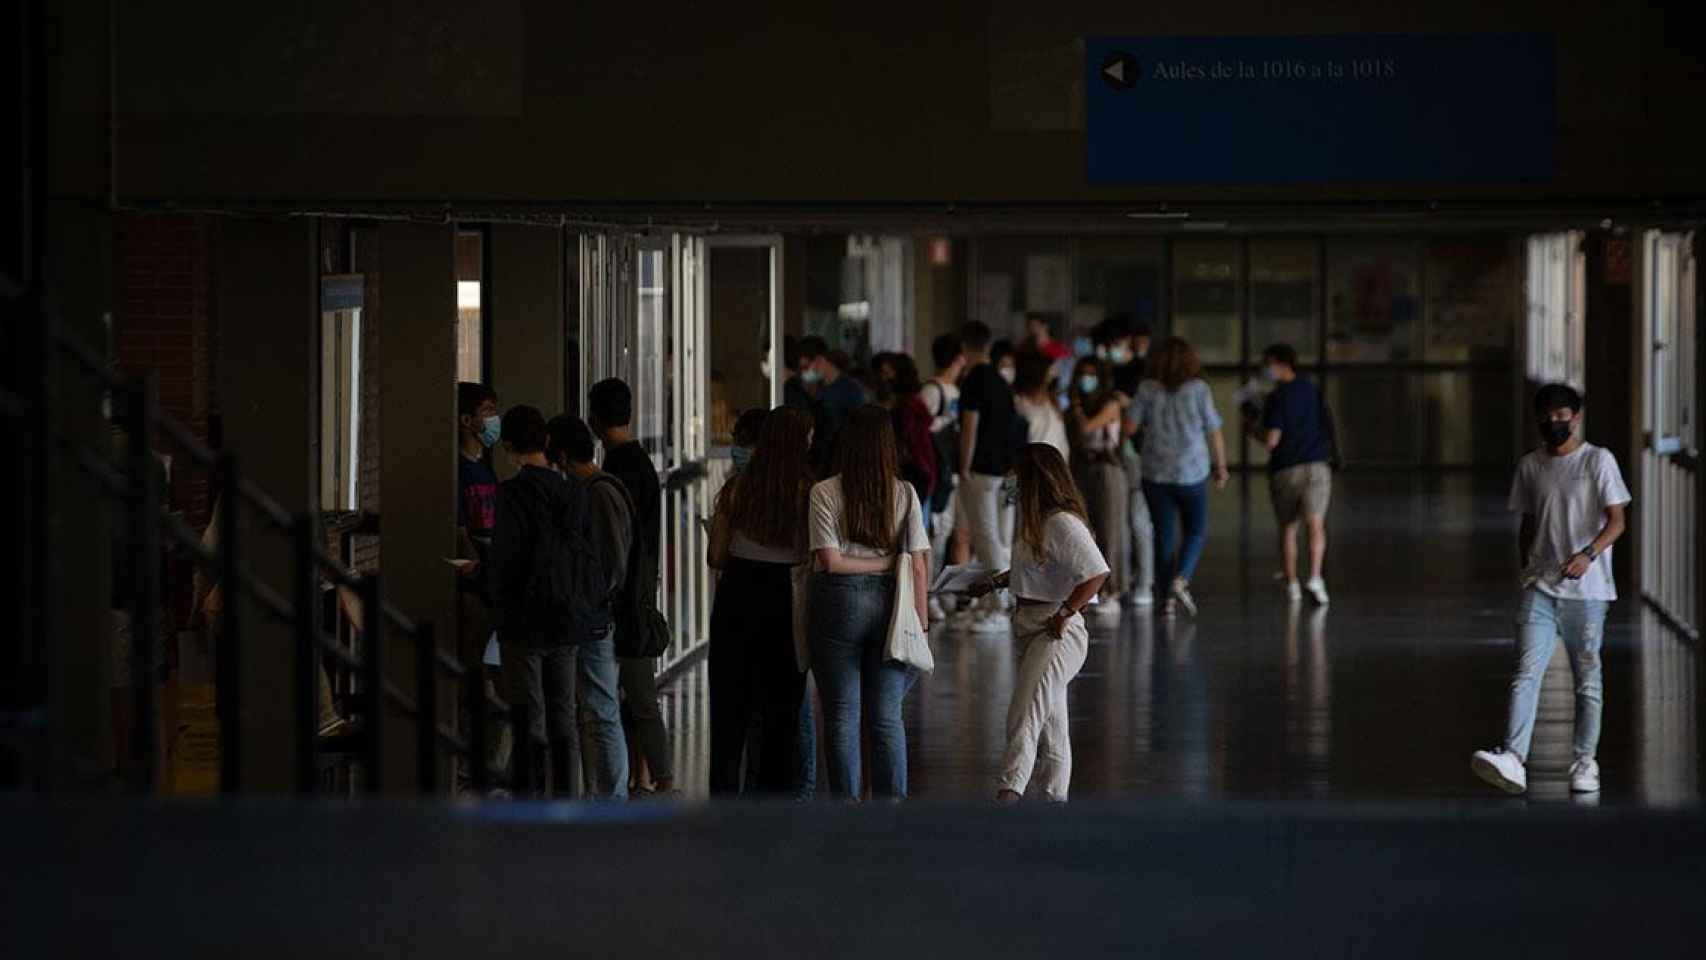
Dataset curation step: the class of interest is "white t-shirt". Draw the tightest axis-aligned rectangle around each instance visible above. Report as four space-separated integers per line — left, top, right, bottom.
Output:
1508 442 1631 601
1010 511 1111 603
808 476 931 563
1014 395 1069 460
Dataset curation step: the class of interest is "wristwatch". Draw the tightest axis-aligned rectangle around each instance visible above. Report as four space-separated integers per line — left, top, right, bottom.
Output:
1058 601 1077 617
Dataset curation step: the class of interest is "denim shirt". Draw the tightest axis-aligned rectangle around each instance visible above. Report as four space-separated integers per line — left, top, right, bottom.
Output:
1130 379 1223 485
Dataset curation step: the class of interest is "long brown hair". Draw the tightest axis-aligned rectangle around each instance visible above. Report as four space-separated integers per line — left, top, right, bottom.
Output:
833 404 901 551
1150 336 1202 392
725 405 815 548
1015 443 1088 557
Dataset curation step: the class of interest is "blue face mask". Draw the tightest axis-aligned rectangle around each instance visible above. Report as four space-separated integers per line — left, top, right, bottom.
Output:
730 445 753 472
801 367 823 385
1072 336 1095 358
478 415 502 448
1078 374 1100 395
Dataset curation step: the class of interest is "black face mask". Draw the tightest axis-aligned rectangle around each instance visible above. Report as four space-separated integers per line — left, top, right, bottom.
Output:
1540 419 1573 448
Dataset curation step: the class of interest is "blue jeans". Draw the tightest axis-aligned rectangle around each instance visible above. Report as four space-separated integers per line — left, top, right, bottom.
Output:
510 635 628 799
1505 589 1608 763
797 686 817 800
1142 480 1209 595
809 572 912 800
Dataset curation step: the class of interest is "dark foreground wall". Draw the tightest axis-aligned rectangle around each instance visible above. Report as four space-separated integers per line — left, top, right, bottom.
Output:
4 797 1704 957
107 1 1704 206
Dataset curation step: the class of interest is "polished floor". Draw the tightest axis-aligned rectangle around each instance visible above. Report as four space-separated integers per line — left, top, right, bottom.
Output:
663 473 1700 805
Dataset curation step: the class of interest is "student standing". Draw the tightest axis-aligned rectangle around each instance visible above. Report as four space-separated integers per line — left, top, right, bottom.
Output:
808 405 931 801
1255 344 1335 605
957 321 1020 633
454 382 508 788
707 409 815 795
921 333 967 620
972 444 1108 803
544 414 634 797
587 378 675 795
886 353 938 516
491 406 628 798
805 346 866 473
1012 351 1068 459
1130 337 1230 617
1472 384 1630 796
1068 357 1128 608
785 335 824 411
1112 320 1156 608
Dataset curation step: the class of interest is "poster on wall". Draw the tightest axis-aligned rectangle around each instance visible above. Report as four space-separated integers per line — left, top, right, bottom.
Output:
1024 255 1072 314
1086 34 1555 184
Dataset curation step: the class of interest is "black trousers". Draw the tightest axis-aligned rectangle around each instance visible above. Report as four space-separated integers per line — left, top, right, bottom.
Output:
708 557 807 795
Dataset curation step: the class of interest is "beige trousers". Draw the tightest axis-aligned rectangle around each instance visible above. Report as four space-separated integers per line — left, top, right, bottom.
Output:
997 603 1089 801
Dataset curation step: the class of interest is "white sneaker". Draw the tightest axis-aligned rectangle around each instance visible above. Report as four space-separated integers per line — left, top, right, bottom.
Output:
1569 758 1601 793
928 597 948 622
1087 601 1120 618
1170 578 1198 616
1305 577 1330 606
1285 580 1302 603
1130 591 1155 608
971 611 1010 634
1471 748 1527 794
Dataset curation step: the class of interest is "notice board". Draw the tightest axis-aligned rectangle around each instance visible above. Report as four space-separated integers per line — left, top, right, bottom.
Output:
1086 34 1555 185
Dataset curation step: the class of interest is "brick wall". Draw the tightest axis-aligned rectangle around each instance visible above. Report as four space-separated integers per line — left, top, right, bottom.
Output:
113 213 215 533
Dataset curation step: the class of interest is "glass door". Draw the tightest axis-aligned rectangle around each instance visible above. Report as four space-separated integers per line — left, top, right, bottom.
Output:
1639 230 1699 638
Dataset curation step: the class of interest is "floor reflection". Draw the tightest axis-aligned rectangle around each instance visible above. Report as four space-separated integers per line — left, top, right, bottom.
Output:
659 474 1699 805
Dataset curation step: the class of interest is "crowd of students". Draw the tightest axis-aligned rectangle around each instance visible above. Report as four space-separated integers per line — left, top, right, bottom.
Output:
455 308 1634 804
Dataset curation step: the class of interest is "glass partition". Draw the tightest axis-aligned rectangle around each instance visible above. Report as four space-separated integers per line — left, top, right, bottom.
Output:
1250 240 1319 363
1326 239 1421 363
1172 240 1241 364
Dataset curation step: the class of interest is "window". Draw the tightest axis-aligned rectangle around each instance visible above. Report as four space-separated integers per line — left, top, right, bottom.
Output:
319 275 363 511
1249 239 1319 364
1171 240 1240 364
1645 230 1697 449
1524 232 1585 387
456 229 484 383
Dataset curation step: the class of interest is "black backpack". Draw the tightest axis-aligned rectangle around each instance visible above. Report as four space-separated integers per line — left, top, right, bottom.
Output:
523 473 614 645
591 475 672 659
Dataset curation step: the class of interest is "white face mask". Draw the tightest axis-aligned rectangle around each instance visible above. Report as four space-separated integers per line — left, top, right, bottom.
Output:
999 366 1016 385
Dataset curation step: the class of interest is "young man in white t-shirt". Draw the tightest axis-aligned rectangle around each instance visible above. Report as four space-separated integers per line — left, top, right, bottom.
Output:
1472 384 1630 796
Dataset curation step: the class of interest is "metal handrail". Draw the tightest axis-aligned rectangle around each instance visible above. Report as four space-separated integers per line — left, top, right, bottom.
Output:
25 319 497 799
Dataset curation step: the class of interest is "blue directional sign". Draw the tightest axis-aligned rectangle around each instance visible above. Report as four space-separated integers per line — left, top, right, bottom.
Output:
1086 34 1555 184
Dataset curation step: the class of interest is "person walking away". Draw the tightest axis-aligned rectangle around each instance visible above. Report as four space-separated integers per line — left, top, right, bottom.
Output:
921 333 967 620
454 382 510 789
1254 344 1335 606
803 346 866 473
1129 337 1230 617
491 406 628 798
1111 319 1156 608
970 444 1107 803
1012 351 1068 459
1067 357 1128 610
706 408 815 795
807 405 931 801
1472 383 1629 796
587 378 675 795
957 321 1020 633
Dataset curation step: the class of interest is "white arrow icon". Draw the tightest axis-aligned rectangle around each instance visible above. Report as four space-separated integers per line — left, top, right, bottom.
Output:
1104 60 1126 84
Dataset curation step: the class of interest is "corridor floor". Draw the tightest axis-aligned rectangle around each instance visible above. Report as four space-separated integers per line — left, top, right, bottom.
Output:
662 473 1699 805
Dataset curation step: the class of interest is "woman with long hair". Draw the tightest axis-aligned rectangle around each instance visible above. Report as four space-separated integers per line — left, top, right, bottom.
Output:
1130 336 1229 617
706 406 815 794
886 352 938 520
1012 350 1068 459
1067 355 1129 607
971 444 1108 803
807 404 932 800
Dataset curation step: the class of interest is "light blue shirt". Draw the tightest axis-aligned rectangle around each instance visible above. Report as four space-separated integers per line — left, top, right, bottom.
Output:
1130 379 1223 485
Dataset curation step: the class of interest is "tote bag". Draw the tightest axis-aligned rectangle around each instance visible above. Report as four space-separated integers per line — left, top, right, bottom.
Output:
883 494 934 673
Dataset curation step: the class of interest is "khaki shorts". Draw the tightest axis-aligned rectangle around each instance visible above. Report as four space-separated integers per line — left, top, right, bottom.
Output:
1269 462 1332 524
